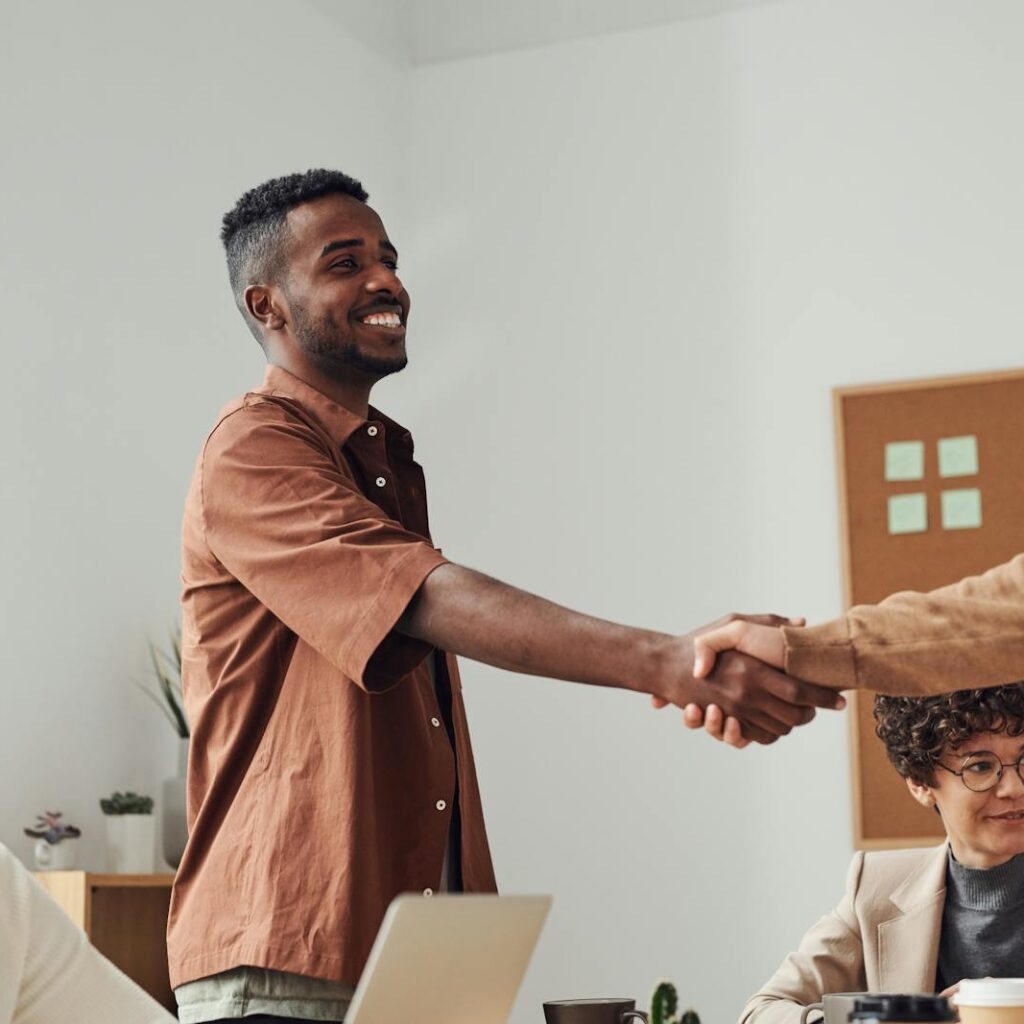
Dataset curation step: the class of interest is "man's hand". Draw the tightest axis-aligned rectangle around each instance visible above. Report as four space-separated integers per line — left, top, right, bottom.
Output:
398 569 844 747
650 615 844 748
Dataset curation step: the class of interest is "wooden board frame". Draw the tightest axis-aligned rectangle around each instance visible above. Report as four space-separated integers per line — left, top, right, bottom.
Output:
834 366 1024 849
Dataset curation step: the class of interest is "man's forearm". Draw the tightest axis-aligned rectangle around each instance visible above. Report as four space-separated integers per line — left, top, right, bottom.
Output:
396 562 846 749
397 563 674 696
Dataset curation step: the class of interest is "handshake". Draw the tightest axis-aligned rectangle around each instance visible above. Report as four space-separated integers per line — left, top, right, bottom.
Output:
652 613 847 750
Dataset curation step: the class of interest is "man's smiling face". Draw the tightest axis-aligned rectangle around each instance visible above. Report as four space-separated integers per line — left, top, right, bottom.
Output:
277 193 411 381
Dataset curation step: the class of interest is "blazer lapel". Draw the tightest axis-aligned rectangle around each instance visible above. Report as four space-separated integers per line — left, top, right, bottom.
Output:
877 845 948 993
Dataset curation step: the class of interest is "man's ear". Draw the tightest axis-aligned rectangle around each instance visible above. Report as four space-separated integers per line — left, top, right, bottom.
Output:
245 285 288 332
906 775 937 810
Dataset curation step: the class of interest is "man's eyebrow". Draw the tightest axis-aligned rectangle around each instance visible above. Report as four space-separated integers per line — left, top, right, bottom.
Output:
320 238 364 258
319 238 399 258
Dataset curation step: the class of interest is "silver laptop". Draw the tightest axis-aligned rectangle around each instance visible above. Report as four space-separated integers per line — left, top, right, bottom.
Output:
346 893 552 1024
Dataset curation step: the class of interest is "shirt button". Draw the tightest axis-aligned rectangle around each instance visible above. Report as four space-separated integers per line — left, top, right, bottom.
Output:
435 799 446 811
430 717 441 728
423 887 434 897
367 425 379 437
375 476 386 488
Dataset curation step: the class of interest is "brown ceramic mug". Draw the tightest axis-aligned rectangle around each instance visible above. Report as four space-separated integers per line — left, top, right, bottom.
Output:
544 998 649 1024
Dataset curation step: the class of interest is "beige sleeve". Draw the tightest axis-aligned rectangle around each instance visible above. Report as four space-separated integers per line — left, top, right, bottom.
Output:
0 844 175 1024
783 554 1024 694
738 853 867 1024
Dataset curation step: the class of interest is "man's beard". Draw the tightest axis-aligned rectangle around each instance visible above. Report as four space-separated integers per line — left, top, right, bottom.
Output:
290 302 408 380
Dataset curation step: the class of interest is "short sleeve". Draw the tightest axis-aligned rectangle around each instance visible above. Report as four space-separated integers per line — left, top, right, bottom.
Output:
199 400 448 690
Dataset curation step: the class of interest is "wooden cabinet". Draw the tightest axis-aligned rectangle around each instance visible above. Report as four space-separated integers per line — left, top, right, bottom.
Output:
34 871 175 1013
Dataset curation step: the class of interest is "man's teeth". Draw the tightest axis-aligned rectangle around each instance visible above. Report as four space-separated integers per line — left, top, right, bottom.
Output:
361 312 402 327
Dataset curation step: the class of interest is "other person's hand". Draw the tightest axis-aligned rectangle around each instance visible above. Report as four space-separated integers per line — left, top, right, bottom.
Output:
648 614 845 747
660 618 846 747
691 618 789 678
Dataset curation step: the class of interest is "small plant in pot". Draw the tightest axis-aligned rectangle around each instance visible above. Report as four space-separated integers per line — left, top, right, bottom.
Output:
100 791 155 874
650 981 700 1024
24 812 81 871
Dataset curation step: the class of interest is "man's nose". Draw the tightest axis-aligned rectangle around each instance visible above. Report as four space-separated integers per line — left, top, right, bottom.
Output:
365 264 403 294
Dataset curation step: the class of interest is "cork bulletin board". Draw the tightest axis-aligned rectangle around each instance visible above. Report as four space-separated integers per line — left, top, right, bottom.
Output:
835 367 1024 849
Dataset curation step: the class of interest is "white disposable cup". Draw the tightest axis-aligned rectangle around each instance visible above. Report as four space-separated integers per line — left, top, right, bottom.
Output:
957 979 1024 1024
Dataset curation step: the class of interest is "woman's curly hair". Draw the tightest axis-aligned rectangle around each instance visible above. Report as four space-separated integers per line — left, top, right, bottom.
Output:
874 683 1024 785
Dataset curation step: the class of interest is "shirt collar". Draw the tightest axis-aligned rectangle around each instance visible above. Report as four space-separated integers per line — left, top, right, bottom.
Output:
259 365 414 452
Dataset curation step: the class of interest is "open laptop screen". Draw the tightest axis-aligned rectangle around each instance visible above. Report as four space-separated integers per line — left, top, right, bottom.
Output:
346 894 552 1024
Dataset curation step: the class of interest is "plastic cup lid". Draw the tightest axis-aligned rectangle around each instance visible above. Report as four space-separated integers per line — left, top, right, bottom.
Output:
957 980 1024 1007
850 995 955 1021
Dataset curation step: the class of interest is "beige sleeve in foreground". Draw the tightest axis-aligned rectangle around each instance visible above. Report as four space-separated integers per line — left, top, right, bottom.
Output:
783 554 1024 695
0 844 174 1024
737 853 867 1024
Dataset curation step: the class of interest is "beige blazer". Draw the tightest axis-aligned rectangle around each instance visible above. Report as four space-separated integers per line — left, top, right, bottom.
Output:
739 844 948 1024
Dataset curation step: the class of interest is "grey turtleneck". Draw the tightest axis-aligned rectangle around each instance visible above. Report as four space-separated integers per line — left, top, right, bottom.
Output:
935 848 1024 991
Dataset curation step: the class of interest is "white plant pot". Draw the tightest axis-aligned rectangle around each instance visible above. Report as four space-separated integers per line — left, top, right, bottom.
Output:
33 837 79 870
104 814 155 873
161 737 190 869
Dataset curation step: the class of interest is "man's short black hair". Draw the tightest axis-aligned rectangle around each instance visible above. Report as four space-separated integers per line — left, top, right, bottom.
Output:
221 169 369 340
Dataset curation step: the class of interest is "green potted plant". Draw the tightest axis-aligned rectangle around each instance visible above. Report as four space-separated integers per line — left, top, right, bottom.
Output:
650 981 700 1024
24 811 82 870
100 791 155 873
137 627 189 739
135 625 190 869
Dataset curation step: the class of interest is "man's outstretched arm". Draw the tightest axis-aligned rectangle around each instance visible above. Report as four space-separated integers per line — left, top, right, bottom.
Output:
395 562 845 746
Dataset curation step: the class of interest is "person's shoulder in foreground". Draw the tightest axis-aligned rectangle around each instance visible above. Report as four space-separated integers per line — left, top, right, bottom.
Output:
0 842 175 1024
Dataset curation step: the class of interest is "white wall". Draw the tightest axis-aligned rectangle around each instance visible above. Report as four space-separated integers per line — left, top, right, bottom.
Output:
5 2 1024 1023
0 0 410 869
396 2 1024 1021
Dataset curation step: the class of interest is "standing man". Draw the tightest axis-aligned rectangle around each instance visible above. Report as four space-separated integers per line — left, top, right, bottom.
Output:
168 169 845 1024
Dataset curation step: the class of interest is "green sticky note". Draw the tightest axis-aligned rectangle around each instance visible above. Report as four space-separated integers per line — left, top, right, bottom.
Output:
888 493 928 535
941 488 983 530
938 435 979 478
885 441 925 482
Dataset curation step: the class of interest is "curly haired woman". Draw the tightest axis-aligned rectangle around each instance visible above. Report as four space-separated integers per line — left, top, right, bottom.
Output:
740 683 1024 1024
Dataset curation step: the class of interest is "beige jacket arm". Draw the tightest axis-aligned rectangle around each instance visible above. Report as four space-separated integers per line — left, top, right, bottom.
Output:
0 844 174 1024
739 853 867 1024
783 554 1024 694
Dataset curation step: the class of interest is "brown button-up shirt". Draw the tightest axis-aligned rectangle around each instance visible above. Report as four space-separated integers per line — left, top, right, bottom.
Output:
167 365 496 990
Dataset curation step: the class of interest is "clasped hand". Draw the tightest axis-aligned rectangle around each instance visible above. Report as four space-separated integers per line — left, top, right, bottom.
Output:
650 614 846 749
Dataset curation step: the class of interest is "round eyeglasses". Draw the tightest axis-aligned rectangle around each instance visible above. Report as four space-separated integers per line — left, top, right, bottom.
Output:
936 752 1024 793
